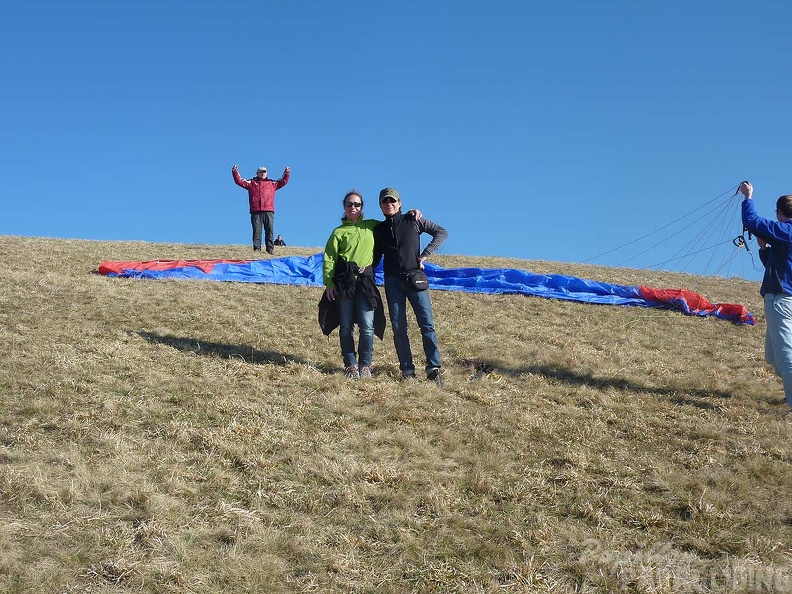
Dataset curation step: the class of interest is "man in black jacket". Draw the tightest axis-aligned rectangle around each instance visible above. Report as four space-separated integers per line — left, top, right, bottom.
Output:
373 188 448 384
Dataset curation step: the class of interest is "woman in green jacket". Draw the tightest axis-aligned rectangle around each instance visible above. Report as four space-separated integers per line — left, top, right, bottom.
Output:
323 190 381 379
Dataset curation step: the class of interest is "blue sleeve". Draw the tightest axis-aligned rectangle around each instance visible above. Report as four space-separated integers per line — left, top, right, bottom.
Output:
742 200 792 244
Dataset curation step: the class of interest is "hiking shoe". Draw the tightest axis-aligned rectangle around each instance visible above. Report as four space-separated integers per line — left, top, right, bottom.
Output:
344 365 360 379
427 368 444 386
359 366 372 379
401 371 416 381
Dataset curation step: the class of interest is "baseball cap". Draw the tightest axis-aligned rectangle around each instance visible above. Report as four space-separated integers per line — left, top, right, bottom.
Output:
379 188 400 202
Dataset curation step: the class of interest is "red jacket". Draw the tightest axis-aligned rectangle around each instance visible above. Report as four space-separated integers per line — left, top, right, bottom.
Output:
232 168 290 213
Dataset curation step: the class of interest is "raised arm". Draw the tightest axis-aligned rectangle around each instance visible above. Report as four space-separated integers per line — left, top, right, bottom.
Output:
231 165 250 189
276 166 291 189
742 191 792 245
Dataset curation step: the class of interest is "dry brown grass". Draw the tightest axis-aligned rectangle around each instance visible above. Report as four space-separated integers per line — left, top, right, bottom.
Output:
0 234 790 593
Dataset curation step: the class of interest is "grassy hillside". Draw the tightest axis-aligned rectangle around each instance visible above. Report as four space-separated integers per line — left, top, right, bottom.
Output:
1 235 790 593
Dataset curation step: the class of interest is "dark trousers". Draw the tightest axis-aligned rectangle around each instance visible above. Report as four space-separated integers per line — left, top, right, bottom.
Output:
251 211 275 251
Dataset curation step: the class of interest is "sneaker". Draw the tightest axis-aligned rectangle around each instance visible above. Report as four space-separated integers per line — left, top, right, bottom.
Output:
344 365 360 379
427 368 444 386
401 371 416 381
266 247 274 255
253 246 261 252
359 366 372 379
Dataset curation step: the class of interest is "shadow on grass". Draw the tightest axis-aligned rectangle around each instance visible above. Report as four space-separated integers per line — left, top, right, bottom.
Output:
461 358 732 407
138 331 330 369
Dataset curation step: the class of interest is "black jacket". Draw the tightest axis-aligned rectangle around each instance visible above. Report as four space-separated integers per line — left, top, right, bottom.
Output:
317 258 386 339
373 212 448 276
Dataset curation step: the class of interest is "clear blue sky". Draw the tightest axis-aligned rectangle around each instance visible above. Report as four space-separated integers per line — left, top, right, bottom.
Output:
3 0 789 281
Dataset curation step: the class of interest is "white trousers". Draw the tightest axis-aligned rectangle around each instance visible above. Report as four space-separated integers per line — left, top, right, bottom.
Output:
764 293 792 410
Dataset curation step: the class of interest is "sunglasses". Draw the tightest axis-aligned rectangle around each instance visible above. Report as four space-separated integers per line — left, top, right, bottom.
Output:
344 201 363 208
381 197 398 204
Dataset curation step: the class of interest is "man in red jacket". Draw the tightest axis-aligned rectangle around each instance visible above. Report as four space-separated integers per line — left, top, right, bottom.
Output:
232 164 291 253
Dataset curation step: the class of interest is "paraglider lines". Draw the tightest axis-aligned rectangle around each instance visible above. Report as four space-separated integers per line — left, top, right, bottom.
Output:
582 184 761 277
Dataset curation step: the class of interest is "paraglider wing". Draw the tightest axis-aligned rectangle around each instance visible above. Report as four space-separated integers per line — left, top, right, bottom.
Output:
97 254 754 324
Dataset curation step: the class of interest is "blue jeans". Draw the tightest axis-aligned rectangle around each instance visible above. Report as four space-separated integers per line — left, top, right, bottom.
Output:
384 275 441 374
764 293 792 410
337 291 375 368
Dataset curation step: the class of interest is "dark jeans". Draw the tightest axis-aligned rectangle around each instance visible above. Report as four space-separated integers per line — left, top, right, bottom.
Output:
337 291 375 368
251 211 275 251
384 275 441 374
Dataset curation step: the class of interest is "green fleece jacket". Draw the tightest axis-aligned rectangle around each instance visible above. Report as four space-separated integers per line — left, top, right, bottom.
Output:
323 217 379 288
